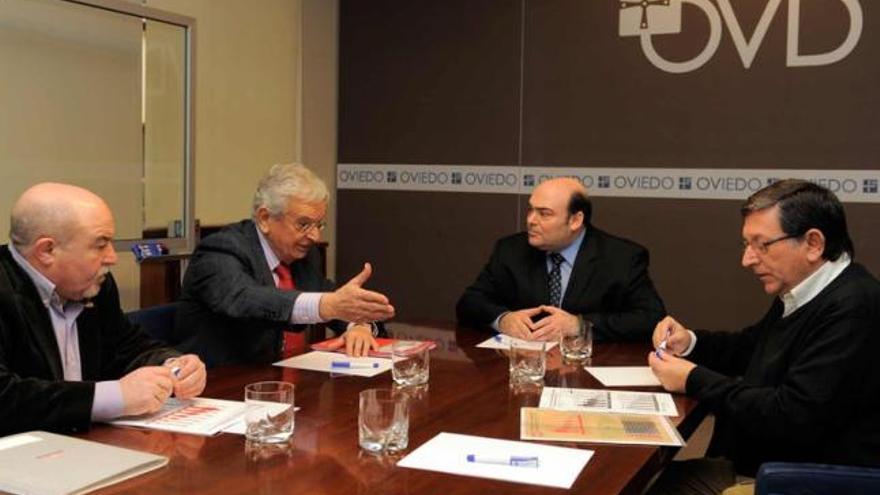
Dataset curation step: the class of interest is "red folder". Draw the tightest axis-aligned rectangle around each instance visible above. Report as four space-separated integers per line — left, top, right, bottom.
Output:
310 337 436 358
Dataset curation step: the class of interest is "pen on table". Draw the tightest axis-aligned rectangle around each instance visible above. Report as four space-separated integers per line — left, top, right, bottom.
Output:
466 454 540 468
493 334 503 342
331 360 379 369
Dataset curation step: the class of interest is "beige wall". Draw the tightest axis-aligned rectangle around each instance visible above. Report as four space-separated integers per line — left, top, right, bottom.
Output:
301 0 339 278
147 0 340 279
1 0 339 309
146 0 303 227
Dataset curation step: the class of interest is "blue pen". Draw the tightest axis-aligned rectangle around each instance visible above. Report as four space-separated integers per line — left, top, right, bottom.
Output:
466 454 539 468
171 366 182 378
331 360 379 369
493 334 503 342
656 327 671 358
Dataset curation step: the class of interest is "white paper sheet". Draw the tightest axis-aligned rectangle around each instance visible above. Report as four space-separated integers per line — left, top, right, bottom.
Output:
397 432 592 489
585 366 661 387
539 387 677 416
274 351 391 377
109 397 248 436
476 334 558 351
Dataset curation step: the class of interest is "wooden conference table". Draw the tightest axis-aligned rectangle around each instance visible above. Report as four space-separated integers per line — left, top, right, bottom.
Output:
79 322 706 495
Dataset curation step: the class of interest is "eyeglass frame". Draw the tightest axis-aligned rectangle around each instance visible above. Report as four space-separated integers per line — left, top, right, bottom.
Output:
281 214 326 234
741 233 801 255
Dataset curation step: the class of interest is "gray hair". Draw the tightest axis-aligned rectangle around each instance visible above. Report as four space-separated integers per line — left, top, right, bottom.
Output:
252 163 329 217
10 200 76 250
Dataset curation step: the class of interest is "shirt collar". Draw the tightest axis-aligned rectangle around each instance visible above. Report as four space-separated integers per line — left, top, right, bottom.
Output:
781 253 851 317
8 243 65 309
552 228 586 265
256 226 282 272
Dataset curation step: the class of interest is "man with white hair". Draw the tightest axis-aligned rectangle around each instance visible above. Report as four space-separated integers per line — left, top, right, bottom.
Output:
176 163 395 366
0 183 206 435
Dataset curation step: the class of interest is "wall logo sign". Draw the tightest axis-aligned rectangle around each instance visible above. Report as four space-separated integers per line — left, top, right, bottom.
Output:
619 0 863 73
338 164 880 203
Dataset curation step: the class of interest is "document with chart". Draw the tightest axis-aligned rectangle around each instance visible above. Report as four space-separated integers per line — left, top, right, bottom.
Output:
109 397 248 436
520 408 683 447
539 387 678 416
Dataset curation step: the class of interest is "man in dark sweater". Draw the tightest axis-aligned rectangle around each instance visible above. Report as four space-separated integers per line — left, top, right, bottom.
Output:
647 179 880 494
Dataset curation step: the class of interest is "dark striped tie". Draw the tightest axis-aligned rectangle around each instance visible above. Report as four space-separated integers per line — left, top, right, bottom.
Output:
548 252 565 307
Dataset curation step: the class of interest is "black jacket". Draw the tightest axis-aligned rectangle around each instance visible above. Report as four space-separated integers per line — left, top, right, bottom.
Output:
456 226 665 341
688 263 880 475
0 245 178 435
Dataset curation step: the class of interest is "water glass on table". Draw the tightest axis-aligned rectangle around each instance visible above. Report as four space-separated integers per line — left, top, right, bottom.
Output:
391 340 430 386
244 381 295 443
560 319 593 362
509 340 546 384
358 388 409 454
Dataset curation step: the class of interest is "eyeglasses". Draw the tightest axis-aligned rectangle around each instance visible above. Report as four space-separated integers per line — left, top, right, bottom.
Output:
284 216 326 234
741 234 799 255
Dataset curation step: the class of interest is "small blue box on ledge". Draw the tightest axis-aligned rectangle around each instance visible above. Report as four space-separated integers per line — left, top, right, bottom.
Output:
131 242 169 262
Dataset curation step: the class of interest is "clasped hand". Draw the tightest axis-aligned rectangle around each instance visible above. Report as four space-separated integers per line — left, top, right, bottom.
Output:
499 305 580 341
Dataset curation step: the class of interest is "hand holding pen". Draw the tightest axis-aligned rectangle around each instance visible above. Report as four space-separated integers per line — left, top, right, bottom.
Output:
163 354 207 399
651 316 692 356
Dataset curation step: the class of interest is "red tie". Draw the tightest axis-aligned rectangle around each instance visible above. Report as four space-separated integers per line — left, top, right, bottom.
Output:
275 264 304 358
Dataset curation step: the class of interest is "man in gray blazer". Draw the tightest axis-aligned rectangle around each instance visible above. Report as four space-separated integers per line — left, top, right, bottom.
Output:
175 164 394 367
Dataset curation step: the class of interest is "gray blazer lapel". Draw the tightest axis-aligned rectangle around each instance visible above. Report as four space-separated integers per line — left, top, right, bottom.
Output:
243 221 277 287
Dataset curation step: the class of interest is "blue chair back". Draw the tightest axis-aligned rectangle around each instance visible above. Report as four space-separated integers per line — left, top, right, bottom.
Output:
757 462 880 495
127 303 178 345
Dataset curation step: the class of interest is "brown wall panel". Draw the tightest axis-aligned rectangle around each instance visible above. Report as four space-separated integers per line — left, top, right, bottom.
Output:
337 190 520 321
339 0 522 164
338 0 880 331
523 0 880 167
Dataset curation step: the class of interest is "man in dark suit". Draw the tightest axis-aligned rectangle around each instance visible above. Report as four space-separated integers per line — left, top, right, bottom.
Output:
456 177 664 342
0 183 206 435
175 163 395 367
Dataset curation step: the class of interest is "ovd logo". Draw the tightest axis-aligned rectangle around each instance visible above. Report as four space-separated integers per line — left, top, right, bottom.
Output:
619 0 863 73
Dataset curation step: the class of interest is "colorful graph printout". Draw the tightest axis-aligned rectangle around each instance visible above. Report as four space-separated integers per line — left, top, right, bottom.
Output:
110 398 248 436
520 408 683 446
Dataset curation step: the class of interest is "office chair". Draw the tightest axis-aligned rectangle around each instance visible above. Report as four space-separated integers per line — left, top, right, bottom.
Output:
127 302 178 345
756 462 880 495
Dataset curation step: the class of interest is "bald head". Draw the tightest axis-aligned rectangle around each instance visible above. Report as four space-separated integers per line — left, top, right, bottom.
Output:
10 183 117 301
10 183 109 251
533 177 587 202
526 178 591 252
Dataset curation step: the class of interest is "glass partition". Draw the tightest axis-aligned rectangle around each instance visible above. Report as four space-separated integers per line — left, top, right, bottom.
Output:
0 0 194 249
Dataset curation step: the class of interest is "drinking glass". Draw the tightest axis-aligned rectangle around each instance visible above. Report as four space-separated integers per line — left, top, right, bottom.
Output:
509 340 546 383
560 320 593 362
358 389 409 454
244 381 295 443
391 340 430 386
